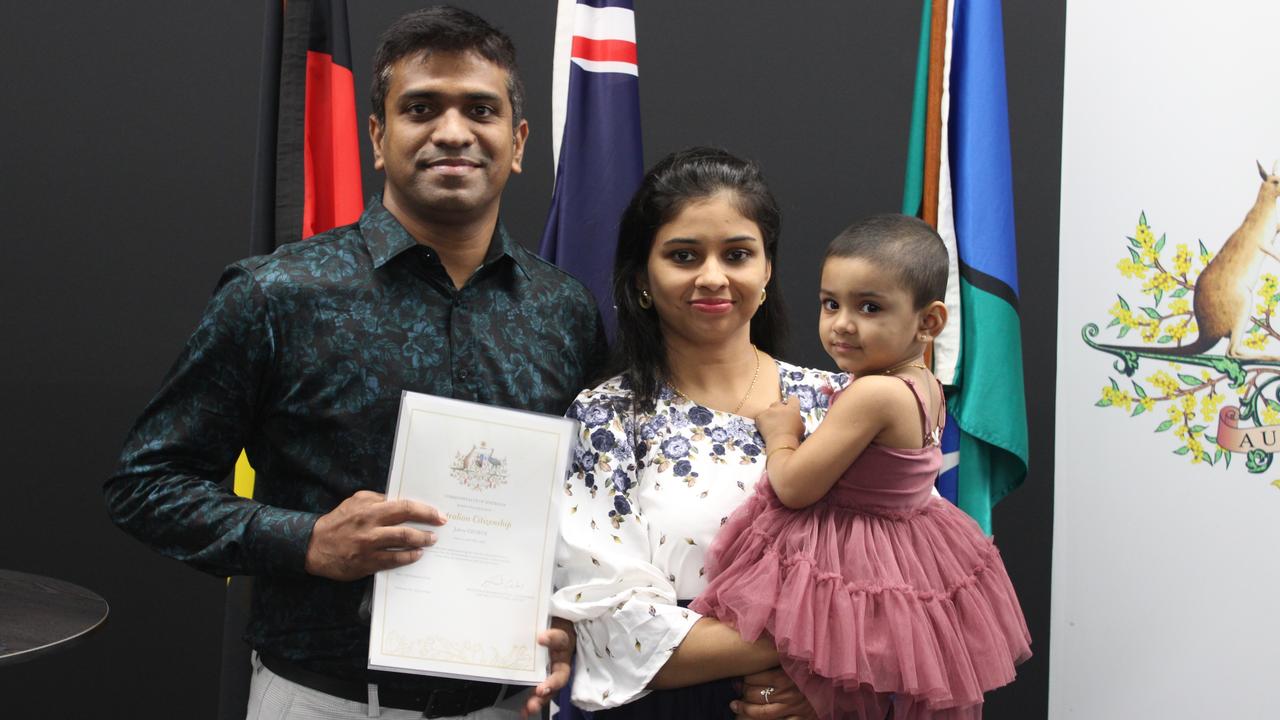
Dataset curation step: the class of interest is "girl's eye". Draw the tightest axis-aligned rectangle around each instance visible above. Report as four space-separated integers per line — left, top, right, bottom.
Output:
859 302 881 313
821 298 838 311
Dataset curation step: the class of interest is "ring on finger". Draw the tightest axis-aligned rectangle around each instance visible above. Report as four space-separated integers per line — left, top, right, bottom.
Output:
759 686 776 703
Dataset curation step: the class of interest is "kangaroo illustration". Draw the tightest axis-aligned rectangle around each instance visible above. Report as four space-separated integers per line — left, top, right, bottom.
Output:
1103 161 1280 359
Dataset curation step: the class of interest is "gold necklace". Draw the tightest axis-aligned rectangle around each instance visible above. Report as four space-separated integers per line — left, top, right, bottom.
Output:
879 359 930 375
670 345 761 415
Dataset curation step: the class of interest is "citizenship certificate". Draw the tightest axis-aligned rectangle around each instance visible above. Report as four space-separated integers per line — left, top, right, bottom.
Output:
368 391 577 684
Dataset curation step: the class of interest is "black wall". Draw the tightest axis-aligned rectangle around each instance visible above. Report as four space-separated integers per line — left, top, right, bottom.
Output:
0 2 1063 716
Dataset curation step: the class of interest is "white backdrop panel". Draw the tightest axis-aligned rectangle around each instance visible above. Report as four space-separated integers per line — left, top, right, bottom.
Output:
1053 2 1280 718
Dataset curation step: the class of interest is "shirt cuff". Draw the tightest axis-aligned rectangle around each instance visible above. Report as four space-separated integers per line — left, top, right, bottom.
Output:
244 505 320 575
570 600 702 710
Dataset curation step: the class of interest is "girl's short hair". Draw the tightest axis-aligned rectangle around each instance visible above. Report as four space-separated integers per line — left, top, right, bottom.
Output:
826 214 949 309
610 147 787 408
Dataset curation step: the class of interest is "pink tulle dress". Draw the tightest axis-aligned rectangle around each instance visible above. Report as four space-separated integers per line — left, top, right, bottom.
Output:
690 377 1031 720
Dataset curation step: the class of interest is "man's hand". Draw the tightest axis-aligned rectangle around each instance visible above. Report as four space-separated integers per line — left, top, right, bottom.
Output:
730 667 817 720
304 490 446 581
520 617 575 718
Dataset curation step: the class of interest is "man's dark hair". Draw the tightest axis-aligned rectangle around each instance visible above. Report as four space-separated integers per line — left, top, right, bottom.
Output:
825 214 949 309
370 6 525 125
611 146 787 409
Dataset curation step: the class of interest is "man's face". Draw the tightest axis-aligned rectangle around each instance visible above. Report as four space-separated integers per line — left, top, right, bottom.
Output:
369 50 529 226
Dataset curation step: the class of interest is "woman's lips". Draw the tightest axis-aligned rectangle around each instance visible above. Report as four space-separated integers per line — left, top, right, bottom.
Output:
691 299 733 314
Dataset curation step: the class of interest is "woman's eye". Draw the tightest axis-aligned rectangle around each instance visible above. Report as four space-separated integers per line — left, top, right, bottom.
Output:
671 250 696 263
725 248 751 262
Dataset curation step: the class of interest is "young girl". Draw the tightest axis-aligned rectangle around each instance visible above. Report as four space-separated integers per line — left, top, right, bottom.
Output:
690 215 1031 720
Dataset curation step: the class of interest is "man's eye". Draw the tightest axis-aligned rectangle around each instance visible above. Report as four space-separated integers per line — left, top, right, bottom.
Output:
407 103 431 115
471 105 496 118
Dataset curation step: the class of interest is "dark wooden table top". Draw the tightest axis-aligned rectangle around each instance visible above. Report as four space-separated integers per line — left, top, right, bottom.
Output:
0 569 108 666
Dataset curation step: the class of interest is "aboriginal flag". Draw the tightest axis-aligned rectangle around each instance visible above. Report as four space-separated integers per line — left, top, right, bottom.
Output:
221 2 362 717
249 0 363 256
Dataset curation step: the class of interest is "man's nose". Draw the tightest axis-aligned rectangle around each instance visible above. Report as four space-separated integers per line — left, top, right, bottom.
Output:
431 108 475 147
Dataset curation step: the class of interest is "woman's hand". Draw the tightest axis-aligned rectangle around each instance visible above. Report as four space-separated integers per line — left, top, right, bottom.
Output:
755 398 804 448
729 667 817 719
519 618 575 718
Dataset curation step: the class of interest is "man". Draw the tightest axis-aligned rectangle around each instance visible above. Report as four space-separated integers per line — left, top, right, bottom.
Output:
105 7 605 719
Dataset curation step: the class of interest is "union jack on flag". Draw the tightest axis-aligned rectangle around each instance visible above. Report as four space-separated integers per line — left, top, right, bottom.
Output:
540 0 644 335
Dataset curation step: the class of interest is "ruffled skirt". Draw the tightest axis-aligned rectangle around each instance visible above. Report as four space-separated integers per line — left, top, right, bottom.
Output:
690 488 1031 720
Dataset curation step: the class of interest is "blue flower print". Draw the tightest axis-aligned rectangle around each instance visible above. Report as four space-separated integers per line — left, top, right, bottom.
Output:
742 443 761 457
610 467 632 494
712 444 725 456
687 406 714 426
613 494 632 516
726 418 756 446
673 460 692 477
790 384 817 413
710 427 728 443
661 435 691 459
668 406 691 429
591 427 617 453
582 401 613 427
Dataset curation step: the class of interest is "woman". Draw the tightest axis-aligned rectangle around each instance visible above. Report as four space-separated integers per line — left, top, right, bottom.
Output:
551 147 846 719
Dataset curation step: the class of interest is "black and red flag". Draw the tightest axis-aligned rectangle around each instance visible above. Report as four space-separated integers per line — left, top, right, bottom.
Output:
249 0 363 257
221 2 362 716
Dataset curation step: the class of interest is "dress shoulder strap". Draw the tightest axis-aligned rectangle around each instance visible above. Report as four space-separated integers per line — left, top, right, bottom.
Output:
891 375 943 448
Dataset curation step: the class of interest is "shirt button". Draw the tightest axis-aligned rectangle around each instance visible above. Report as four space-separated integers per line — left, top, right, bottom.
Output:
459 369 470 380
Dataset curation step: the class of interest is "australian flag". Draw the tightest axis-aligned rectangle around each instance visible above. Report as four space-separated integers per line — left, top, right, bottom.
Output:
540 0 644 336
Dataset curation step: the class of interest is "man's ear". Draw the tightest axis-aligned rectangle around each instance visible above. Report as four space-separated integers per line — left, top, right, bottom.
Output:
510 118 530 175
919 300 948 341
368 114 386 171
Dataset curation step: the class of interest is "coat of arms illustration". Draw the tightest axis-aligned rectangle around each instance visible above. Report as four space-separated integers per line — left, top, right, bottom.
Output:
1083 161 1280 489
451 441 508 490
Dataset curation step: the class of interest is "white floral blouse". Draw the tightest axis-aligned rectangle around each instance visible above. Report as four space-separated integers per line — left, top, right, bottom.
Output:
550 360 846 710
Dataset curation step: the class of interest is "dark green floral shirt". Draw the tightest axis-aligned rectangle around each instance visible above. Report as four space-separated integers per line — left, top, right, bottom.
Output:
105 197 606 682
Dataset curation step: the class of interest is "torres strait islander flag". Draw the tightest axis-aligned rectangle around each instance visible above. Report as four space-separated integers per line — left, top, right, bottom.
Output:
902 0 1028 534
540 0 644 334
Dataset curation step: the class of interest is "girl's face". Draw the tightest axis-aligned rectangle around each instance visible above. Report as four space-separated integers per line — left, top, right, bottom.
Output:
640 191 772 349
819 256 929 376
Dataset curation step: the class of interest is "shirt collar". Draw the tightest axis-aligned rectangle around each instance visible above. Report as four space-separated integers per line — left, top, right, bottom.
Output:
360 194 530 278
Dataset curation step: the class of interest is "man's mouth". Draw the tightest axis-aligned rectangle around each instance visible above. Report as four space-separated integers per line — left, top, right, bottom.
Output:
422 157 483 175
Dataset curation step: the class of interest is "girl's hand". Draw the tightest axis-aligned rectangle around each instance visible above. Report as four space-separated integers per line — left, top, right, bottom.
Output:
755 398 803 447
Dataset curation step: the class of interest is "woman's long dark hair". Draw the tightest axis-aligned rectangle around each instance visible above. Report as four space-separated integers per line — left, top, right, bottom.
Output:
609 146 788 409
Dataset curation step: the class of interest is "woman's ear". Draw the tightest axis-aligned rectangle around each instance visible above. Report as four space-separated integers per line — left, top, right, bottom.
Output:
919 300 948 341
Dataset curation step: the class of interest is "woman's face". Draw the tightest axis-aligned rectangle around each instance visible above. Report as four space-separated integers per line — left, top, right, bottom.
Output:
640 191 772 349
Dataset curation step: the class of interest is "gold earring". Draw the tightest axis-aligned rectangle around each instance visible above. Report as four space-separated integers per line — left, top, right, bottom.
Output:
760 288 767 304
638 289 653 309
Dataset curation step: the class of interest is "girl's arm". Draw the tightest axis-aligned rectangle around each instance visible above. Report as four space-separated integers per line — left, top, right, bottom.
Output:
756 376 901 509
